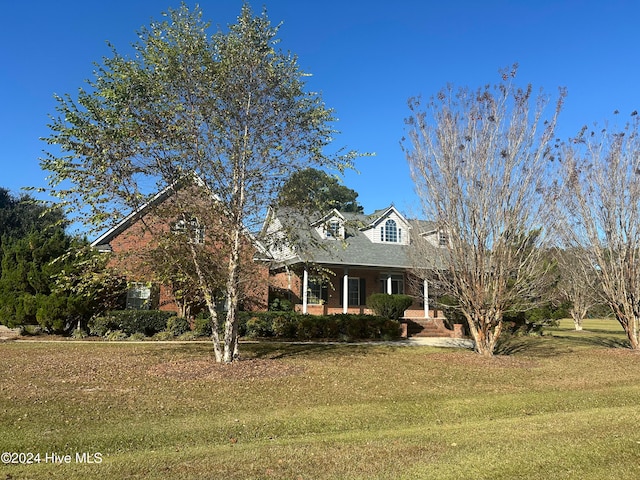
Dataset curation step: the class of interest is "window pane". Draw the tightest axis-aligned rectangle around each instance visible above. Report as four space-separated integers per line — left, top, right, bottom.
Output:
126 283 151 310
348 278 360 306
384 219 397 242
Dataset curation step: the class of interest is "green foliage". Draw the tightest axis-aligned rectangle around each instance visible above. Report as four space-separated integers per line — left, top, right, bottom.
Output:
367 294 414 320
88 310 174 337
104 330 128 341
40 3 361 361
151 331 175 341
277 168 364 213
0 188 124 333
239 312 401 341
268 294 294 312
166 316 190 336
193 316 213 337
71 328 88 339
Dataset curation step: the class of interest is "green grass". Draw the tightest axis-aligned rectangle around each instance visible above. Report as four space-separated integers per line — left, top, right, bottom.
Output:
1 320 640 479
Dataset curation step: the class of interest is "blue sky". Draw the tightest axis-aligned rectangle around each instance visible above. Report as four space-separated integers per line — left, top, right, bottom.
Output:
2 0 639 221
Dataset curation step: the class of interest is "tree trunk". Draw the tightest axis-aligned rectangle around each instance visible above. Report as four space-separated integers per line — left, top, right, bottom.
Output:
570 306 587 332
188 243 223 362
465 310 503 357
222 224 243 363
618 314 640 350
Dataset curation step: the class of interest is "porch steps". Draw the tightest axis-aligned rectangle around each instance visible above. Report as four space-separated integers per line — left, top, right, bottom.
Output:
404 318 455 338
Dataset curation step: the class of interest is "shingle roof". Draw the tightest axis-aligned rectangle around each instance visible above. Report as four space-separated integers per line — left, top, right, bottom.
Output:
267 207 444 270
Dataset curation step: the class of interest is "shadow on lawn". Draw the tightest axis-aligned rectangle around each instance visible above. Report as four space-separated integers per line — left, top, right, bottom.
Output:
245 341 354 360
496 332 630 357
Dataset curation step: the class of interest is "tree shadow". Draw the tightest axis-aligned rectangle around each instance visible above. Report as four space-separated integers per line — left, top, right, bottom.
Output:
244 341 345 360
495 332 631 357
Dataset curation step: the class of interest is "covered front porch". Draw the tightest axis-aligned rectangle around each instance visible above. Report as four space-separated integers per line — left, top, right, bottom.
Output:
272 264 463 338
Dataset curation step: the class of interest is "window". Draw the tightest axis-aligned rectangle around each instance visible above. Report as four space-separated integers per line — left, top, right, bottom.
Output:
439 230 448 247
348 278 360 306
172 217 205 244
126 283 151 310
380 275 404 294
326 220 341 239
307 278 325 304
384 219 398 242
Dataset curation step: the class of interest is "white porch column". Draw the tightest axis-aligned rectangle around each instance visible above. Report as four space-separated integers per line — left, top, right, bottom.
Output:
423 278 430 318
343 268 349 314
302 267 309 314
386 274 392 295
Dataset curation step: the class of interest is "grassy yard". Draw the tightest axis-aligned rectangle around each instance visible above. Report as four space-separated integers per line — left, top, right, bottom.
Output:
1 319 640 479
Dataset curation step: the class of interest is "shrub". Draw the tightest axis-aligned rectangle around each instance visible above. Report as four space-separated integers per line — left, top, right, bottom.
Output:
269 296 294 311
105 329 127 341
178 331 200 341
246 316 273 338
236 311 401 341
166 316 190 336
193 316 212 337
152 331 175 341
367 294 414 320
271 313 298 338
71 328 88 339
88 310 173 337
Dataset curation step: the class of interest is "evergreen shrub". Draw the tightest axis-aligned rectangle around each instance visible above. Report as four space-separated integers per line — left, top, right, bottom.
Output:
367 294 414 320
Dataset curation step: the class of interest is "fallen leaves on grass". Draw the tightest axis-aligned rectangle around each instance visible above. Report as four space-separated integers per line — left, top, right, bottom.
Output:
148 358 305 381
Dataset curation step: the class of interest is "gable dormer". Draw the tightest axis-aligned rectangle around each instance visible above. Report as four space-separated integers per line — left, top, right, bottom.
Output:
362 206 411 245
311 209 346 240
420 227 450 248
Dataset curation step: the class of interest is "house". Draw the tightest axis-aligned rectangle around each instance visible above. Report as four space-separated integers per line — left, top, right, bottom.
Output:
263 206 463 338
91 180 269 316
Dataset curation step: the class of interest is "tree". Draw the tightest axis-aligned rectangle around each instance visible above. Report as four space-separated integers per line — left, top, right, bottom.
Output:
554 247 601 331
403 66 564 356
556 115 640 348
41 4 355 363
277 168 363 213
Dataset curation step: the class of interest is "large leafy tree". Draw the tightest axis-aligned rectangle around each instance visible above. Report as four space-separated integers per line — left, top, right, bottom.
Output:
277 168 363 213
403 67 564 356
0 189 105 331
42 4 355 363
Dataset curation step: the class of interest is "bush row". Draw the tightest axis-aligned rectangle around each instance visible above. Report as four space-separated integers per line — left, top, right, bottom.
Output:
238 312 401 341
87 310 402 341
89 310 175 337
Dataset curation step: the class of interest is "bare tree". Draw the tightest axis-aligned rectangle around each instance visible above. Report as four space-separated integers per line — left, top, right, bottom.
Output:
556 115 640 348
554 247 601 331
404 66 565 356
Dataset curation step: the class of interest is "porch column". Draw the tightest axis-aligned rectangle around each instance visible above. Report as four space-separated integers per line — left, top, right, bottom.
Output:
423 278 430 318
302 267 309 314
386 274 392 295
343 268 349 314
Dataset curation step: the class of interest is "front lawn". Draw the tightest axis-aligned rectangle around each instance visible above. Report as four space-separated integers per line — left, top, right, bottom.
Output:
1 319 639 479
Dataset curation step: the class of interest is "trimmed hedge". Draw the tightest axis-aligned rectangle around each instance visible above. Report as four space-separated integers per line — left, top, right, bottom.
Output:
367 294 414 320
238 311 401 341
89 310 174 337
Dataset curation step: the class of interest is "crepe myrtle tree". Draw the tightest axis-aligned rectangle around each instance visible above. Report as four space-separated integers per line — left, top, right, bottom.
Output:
553 247 601 332
403 66 565 356
556 114 640 349
41 4 357 363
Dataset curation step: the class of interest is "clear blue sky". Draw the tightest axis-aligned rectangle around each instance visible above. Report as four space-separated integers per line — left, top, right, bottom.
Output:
2 0 639 220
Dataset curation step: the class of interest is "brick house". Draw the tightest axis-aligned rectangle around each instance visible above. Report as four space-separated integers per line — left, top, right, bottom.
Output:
263 206 463 338
91 181 269 317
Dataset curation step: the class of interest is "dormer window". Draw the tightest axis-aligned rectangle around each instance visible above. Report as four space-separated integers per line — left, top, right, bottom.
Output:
438 230 449 247
172 216 205 244
381 219 398 243
327 220 342 239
